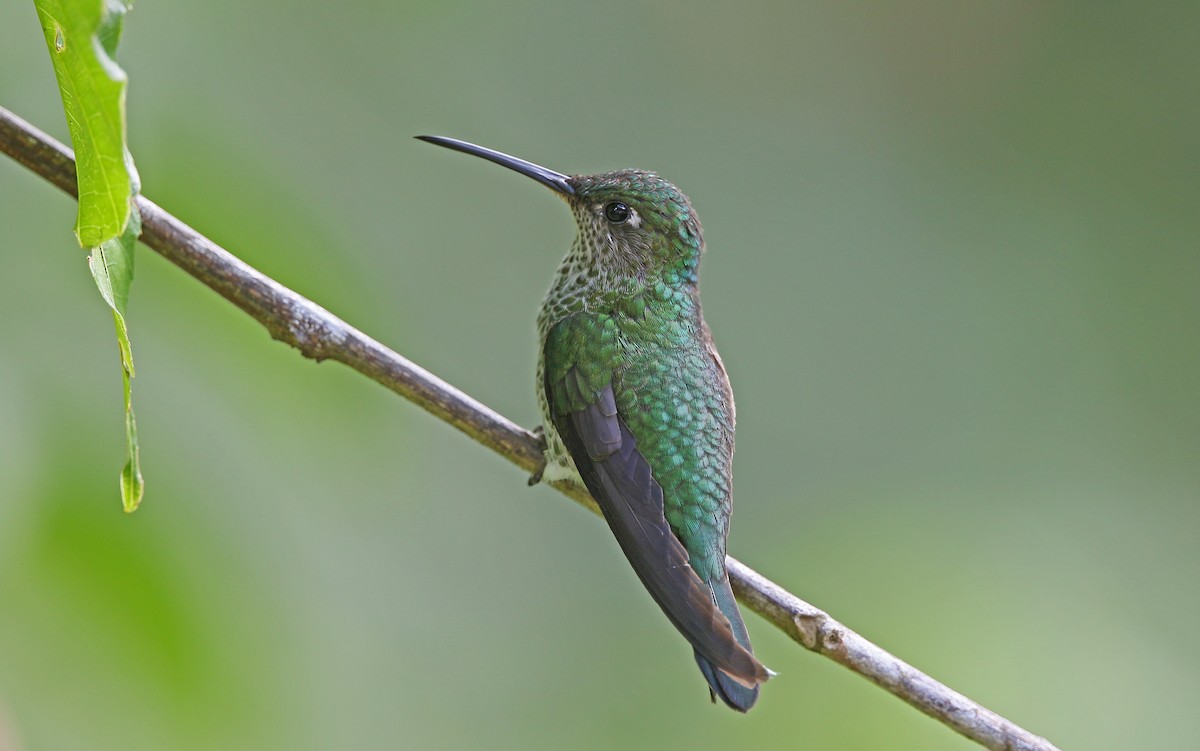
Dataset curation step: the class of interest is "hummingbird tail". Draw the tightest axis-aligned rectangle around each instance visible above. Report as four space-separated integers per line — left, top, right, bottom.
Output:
694 575 761 712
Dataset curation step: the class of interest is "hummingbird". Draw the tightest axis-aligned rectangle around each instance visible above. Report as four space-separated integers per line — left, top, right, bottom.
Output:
418 135 771 711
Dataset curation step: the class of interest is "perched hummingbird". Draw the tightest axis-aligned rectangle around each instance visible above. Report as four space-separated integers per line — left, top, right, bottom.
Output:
418 136 771 711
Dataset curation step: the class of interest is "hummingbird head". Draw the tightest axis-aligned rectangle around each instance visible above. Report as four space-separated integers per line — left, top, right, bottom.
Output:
563 170 703 286
417 136 704 287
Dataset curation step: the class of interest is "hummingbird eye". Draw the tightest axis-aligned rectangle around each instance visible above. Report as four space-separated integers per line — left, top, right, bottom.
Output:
604 201 631 224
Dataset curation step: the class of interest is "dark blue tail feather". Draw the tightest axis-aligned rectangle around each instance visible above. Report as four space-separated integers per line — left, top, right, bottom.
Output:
694 576 761 712
695 651 760 711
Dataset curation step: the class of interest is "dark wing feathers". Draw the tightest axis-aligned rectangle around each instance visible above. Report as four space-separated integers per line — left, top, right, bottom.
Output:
550 373 767 688
571 371 622 461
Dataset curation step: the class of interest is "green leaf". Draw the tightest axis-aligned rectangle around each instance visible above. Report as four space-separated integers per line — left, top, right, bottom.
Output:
88 203 136 320
37 0 145 511
89 212 143 511
35 0 139 248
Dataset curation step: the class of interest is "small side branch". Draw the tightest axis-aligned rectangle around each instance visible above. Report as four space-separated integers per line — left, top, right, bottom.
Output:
0 105 1060 751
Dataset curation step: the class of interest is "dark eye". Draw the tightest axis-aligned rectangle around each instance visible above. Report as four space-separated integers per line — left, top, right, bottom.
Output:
604 201 631 223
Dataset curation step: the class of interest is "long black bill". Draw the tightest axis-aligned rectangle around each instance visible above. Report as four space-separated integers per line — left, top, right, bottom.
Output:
416 135 575 196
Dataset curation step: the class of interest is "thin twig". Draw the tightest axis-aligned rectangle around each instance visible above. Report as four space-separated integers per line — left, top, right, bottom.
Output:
0 105 1060 751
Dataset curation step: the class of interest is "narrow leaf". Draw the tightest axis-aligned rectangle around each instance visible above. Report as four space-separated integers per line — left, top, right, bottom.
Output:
89 213 143 511
37 0 145 510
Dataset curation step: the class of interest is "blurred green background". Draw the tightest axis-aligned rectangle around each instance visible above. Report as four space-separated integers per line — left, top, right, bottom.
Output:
1 2 1197 749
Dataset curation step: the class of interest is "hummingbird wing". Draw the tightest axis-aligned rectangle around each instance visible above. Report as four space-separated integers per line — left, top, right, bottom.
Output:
543 314 769 690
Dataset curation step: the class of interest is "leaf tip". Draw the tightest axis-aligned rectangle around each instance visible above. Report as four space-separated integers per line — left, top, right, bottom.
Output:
121 460 144 513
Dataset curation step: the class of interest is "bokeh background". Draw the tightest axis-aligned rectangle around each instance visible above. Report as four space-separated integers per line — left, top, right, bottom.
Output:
1 2 1197 749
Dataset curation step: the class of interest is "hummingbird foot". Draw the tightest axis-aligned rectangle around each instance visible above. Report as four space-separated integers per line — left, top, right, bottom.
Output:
527 465 545 486
527 425 548 486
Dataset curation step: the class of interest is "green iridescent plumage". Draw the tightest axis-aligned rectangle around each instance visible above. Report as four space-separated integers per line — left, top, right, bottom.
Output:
418 136 770 711
544 291 732 582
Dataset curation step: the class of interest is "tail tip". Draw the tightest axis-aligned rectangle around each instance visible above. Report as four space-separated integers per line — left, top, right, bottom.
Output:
708 679 759 713
695 653 762 712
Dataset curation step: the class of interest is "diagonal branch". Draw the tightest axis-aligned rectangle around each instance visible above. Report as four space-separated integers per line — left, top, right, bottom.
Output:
0 105 1060 751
